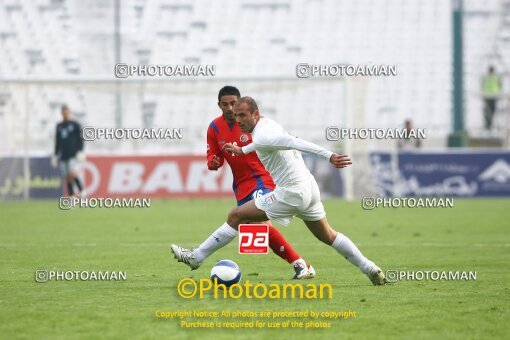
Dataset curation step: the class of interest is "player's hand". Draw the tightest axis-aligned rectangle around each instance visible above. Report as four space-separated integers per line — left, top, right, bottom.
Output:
223 143 243 156
329 153 352 168
76 151 86 162
209 155 221 170
50 155 58 168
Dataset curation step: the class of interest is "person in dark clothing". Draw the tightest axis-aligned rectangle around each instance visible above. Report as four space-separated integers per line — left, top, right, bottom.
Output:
52 105 85 197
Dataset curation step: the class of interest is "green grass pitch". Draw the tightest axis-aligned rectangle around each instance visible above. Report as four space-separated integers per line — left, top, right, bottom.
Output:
1 199 509 339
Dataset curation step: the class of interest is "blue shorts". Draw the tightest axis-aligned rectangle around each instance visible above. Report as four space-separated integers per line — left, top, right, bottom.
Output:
237 188 273 206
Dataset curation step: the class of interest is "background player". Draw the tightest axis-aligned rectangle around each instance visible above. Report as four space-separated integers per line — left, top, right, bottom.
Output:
205 86 314 279
51 105 85 197
172 96 386 285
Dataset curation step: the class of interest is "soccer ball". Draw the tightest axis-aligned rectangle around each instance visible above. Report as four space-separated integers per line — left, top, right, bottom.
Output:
210 260 242 287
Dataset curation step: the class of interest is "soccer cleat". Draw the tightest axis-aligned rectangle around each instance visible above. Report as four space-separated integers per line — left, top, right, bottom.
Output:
366 265 387 286
307 264 316 279
359 260 387 285
171 244 202 270
292 258 315 279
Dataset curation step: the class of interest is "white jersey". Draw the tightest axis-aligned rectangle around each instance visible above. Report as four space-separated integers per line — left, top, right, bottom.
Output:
241 117 333 188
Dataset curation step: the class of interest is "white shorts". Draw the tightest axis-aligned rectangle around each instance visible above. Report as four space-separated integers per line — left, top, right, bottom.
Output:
59 158 78 177
254 177 326 226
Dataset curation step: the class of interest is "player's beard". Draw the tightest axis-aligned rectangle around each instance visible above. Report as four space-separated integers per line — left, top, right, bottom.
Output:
239 123 253 133
224 111 235 123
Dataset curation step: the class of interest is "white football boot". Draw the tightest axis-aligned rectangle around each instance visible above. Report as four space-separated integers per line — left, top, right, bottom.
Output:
292 258 315 279
171 244 202 270
361 261 387 285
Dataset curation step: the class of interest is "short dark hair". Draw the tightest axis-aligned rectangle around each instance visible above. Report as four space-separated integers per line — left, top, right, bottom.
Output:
218 86 241 102
61 104 69 111
235 96 259 113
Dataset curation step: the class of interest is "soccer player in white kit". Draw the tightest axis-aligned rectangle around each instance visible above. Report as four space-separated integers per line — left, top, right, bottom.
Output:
172 96 386 285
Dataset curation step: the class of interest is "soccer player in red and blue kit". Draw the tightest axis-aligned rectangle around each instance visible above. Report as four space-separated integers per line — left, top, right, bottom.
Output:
204 86 314 279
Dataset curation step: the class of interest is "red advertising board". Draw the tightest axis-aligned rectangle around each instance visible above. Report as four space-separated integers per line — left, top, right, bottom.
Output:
81 156 234 198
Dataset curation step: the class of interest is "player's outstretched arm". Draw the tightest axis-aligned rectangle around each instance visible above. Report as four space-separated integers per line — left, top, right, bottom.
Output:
223 135 352 169
253 133 333 161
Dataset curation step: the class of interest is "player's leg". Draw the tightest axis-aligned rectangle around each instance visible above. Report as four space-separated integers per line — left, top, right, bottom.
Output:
69 171 83 194
239 189 314 278
226 198 270 227
303 217 366 266
488 99 496 130
303 217 386 285
66 174 74 196
243 220 313 279
67 171 83 196
60 161 74 197
483 99 494 130
192 199 267 261
244 190 315 278
299 178 385 285
171 200 268 270
267 224 299 263
67 159 82 196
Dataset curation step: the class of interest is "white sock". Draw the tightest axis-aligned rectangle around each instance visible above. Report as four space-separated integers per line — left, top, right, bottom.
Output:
195 222 238 263
331 233 373 273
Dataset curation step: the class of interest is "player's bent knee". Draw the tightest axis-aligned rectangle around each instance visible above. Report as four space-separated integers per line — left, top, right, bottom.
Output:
227 207 250 229
316 234 333 245
227 208 244 229
322 231 337 245
306 220 337 244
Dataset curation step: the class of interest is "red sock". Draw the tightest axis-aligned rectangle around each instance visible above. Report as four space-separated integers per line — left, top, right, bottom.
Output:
268 225 303 264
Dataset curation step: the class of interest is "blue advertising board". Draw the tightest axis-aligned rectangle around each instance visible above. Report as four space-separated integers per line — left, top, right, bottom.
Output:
371 151 510 197
0 157 61 199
